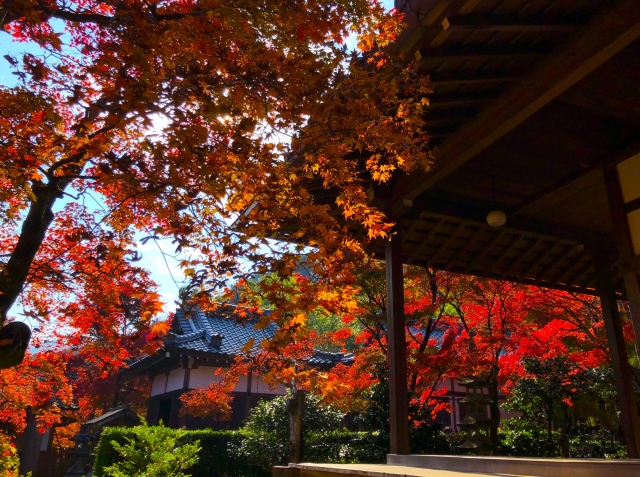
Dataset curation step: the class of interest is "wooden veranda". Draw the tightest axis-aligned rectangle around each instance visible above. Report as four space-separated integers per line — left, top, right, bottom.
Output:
307 0 640 460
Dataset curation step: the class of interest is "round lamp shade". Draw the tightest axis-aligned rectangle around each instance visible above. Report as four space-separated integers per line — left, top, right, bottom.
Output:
486 210 507 227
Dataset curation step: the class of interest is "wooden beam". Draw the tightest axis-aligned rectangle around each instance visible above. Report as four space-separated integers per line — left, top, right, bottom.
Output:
510 169 597 216
593 254 640 458
603 166 640 359
430 72 521 86
442 15 586 33
534 244 575 286
572 263 595 291
407 218 444 264
396 0 483 57
415 44 551 62
402 0 640 201
421 0 452 27
521 241 558 279
464 229 506 274
551 252 586 285
422 110 478 126
427 222 466 267
511 141 640 216
429 26 452 47
500 237 543 279
429 92 497 107
401 215 424 245
624 196 640 214
386 218 409 455
482 234 522 277
395 0 452 57
446 225 485 270
410 197 612 249
459 0 483 15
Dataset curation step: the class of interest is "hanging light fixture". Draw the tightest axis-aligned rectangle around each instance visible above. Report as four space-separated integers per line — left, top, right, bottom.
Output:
486 210 507 227
487 176 507 227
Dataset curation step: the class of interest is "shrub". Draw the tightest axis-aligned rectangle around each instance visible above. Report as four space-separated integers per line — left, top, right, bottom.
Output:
94 426 268 477
231 393 345 470
0 431 20 477
305 431 386 464
410 424 450 455
499 419 561 457
98 424 200 477
568 427 626 459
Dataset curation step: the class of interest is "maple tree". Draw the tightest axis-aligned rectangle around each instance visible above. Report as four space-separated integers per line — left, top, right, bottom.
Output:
442 278 533 442
0 0 432 360
310 265 633 440
120 264 633 462
1 0 634 466
0 0 433 455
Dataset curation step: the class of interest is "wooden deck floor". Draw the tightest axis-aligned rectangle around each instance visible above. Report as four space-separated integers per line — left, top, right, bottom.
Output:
294 463 523 477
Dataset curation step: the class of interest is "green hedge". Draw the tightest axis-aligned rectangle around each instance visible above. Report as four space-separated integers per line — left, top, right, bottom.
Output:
93 427 269 477
304 431 387 464
93 426 387 477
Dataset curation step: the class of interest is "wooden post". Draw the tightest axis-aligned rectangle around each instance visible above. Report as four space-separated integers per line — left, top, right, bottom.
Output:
386 219 410 455
245 370 253 420
19 407 44 476
288 388 305 463
603 166 640 357
593 254 640 458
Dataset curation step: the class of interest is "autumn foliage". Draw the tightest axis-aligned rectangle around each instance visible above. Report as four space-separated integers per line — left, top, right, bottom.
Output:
177 262 633 435
0 0 437 456
0 0 632 463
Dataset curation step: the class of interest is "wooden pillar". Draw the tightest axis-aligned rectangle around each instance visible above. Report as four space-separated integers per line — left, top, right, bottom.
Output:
288 389 305 463
178 365 192 428
593 254 640 458
603 166 640 357
386 220 410 455
245 371 253 420
19 408 44 476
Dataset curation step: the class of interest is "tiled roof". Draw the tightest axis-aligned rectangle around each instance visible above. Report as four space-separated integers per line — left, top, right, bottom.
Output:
168 307 279 356
85 404 139 426
307 350 354 367
128 307 354 373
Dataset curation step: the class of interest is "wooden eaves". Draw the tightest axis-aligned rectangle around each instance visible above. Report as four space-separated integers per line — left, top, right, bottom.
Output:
303 0 640 297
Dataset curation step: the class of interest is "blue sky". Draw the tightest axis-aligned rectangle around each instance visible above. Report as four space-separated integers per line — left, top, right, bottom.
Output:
1 0 396 318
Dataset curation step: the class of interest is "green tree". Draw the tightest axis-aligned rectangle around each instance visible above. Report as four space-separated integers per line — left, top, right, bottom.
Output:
0 431 20 477
233 394 344 470
102 424 201 477
503 357 578 440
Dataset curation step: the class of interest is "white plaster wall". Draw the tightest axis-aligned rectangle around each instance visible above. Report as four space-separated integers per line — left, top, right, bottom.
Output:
166 368 185 392
185 366 286 395
251 373 287 395
40 428 51 451
151 374 167 397
236 373 249 392
433 378 521 430
190 366 222 389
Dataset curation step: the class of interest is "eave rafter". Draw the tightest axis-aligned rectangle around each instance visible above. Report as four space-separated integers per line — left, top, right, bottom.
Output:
398 0 640 203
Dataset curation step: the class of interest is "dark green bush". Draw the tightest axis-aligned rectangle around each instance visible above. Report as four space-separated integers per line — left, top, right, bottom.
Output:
231 393 346 470
410 424 450 455
93 426 269 477
568 427 626 459
96 424 201 477
305 431 387 464
499 418 561 457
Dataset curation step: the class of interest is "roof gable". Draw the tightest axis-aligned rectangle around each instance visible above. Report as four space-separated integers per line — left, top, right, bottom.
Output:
129 306 354 374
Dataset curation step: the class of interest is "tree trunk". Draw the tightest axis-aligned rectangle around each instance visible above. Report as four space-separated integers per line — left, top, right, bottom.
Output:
0 182 58 325
19 407 45 476
560 427 570 458
288 389 305 464
488 366 500 446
